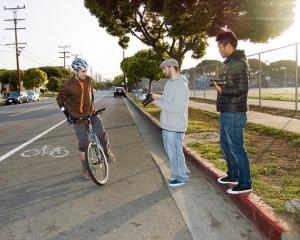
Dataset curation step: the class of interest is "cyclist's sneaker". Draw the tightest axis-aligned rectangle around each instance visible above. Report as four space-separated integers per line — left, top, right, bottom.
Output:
227 185 252 194
169 179 188 187
107 152 115 163
169 177 175 182
82 174 90 179
217 176 238 185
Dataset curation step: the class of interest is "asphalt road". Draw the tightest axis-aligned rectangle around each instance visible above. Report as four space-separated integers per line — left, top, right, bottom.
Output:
0 92 192 240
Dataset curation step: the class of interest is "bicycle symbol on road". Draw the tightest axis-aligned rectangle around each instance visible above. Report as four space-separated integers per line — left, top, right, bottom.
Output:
21 145 69 158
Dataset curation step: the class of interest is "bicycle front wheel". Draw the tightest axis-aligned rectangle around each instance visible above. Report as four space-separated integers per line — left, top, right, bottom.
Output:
85 142 109 185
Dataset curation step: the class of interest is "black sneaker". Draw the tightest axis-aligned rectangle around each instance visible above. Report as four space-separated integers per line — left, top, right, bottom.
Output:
217 176 238 185
168 179 188 187
227 185 252 194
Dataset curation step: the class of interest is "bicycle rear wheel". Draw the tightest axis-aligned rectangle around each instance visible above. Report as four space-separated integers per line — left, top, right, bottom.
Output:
85 142 109 185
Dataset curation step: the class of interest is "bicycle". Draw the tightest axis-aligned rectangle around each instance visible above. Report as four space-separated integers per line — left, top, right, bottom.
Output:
75 108 109 186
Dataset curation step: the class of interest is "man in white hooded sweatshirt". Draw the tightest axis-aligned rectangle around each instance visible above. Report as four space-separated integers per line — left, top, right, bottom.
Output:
154 59 190 187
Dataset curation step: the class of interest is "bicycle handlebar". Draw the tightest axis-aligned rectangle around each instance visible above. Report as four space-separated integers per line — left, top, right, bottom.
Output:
76 108 106 122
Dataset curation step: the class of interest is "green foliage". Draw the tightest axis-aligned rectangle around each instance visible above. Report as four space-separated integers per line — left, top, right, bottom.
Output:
187 142 227 172
93 81 106 90
46 76 60 93
195 60 223 73
121 49 162 90
268 60 297 72
23 68 47 90
112 74 125 87
39 66 72 80
104 81 113 90
248 59 268 73
84 0 295 65
0 69 24 89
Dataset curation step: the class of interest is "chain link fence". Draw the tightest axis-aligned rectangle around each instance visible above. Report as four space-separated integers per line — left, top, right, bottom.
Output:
150 43 300 111
181 43 300 111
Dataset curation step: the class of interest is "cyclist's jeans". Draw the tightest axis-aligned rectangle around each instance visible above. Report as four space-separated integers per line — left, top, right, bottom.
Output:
73 115 111 157
162 129 189 183
220 112 252 188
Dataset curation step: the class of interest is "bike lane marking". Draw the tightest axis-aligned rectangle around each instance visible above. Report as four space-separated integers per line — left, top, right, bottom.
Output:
0 92 108 163
20 145 69 158
0 119 66 163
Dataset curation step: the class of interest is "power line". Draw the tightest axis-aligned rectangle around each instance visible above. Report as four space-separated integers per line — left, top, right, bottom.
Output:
4 5 26 91
22 49 56 66
1 44 57 66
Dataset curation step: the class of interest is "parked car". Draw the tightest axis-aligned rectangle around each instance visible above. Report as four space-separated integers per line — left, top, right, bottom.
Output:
114 87 126 97
27 91 40 101
5 91 29 105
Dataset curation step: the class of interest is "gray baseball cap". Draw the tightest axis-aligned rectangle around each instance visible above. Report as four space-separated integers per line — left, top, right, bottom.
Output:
159 58 179 69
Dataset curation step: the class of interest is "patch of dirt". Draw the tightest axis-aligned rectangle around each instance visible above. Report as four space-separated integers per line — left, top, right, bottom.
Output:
185 132 219 144
246 131 300 177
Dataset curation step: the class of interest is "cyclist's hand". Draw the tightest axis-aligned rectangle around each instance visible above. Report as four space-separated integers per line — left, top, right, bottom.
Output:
66 115 76 124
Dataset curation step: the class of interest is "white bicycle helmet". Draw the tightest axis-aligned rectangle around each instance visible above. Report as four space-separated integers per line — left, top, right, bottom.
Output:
71 58 88 71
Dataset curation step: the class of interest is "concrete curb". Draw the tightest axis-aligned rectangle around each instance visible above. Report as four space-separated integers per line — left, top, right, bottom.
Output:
126 96 297 240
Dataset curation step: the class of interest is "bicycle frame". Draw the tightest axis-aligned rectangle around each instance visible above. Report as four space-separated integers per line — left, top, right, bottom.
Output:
76 108 107 163
86 118 105 160
74 108 109 185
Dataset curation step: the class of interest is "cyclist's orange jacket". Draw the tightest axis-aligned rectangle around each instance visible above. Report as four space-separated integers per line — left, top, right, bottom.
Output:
57 75 94 119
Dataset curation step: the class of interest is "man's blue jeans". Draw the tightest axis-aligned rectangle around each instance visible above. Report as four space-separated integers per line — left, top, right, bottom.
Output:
162 129 189 183
220 112 252 188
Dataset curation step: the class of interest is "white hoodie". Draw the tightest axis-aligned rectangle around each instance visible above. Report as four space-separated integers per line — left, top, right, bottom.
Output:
156 74 189 132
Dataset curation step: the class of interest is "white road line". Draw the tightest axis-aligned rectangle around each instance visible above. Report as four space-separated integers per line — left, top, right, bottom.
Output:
10 103 55 117
0 119 66 162
0 92 108 163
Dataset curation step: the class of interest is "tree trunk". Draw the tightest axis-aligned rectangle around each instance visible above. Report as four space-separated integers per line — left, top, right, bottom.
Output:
148 79 153 93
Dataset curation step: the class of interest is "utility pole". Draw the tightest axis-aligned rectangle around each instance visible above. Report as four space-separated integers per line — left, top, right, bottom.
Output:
123 50 127 91
59 45 70 68
4 5 26 91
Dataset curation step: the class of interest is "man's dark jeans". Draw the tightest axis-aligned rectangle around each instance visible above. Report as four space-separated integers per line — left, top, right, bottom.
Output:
220 112 252 188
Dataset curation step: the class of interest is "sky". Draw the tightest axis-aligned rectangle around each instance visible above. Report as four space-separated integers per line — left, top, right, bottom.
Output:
0 0 300 80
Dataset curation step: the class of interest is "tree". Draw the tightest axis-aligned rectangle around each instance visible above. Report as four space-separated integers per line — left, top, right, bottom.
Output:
39 66 72 80
46 76 60 95
112 74 125 87
23 68 47 91
268 60 297 72
84 0 295 66
248 59 268 74
104 81 113 90
94 81 106 90
0 70 24 90
121 49 163 91
195 60 223 74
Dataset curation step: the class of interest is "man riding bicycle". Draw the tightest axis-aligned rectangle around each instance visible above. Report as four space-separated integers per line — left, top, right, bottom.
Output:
57 57 115 179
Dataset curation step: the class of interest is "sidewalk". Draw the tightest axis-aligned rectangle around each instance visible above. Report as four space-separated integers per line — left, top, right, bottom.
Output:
124 98 264 240
153 93 300 134
127 96 300 239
